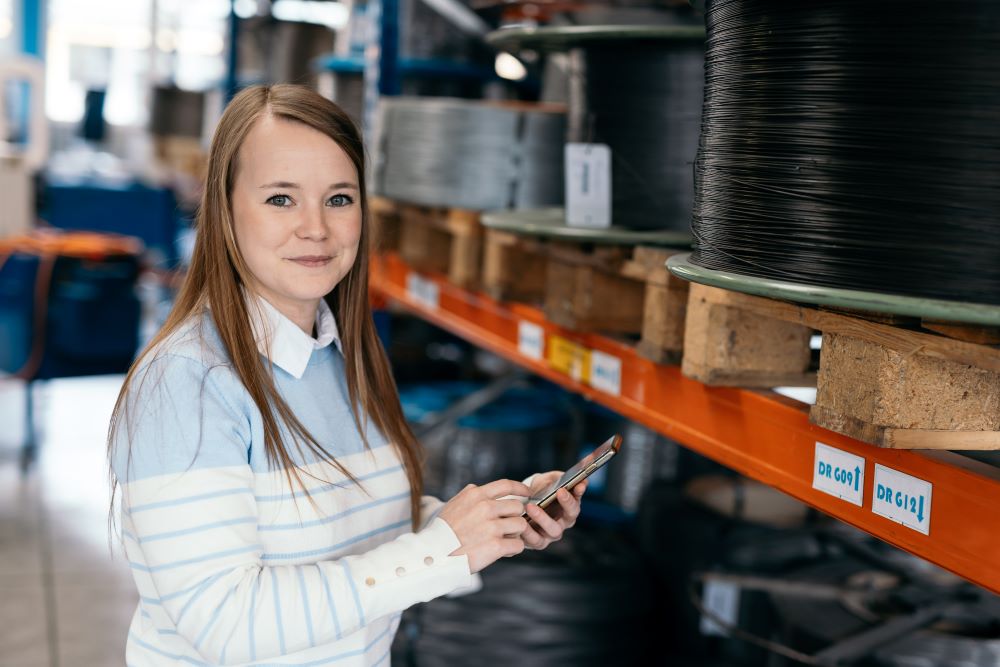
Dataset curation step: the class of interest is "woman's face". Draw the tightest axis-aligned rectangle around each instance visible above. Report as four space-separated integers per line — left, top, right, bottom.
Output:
231 114 361 328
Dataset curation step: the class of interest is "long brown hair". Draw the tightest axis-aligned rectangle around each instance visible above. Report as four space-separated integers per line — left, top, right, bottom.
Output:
109 84 423 527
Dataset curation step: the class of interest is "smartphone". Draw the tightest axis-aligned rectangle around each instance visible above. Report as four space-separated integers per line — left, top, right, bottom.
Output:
522 434 622 517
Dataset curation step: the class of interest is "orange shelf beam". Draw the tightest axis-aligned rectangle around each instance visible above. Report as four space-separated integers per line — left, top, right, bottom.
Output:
372 252 1000 594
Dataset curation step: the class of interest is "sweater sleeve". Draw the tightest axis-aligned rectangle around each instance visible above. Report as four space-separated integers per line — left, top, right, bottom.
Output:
113 354 475 665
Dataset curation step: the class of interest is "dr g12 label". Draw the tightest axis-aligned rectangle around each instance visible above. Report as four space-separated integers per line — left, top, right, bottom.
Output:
871 464 932 536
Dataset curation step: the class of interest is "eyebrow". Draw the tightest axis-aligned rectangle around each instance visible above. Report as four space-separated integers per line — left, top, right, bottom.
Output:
258 181 359 190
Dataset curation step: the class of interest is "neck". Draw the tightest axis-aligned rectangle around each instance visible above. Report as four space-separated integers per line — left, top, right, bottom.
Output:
254 290 318 337
284 302 319 337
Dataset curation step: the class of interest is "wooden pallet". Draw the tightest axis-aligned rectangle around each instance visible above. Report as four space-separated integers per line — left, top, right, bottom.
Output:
369 197 402 254
482 229 548 303
681 283 1000 449
482 229 688 362
390 202 482 289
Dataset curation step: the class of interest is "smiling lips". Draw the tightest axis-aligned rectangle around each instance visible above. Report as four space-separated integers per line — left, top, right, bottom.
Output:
288 255 333 268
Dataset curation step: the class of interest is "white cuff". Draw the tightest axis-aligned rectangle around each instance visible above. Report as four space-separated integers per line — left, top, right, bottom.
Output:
348 517 475 623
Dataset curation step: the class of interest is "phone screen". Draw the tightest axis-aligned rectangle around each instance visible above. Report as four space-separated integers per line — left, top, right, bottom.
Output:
528 434 621 505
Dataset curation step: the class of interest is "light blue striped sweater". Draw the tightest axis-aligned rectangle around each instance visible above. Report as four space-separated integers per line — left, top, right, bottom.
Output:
111 298 473 666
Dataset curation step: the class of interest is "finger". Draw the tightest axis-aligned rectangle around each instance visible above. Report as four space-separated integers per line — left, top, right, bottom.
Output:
556 488 581 526
493 498 529 517
536 471 562 488
481 479 533 499
496 537 525 559
521 523 548 550
526 502 564 540
572 479 588 498
497 516 529 536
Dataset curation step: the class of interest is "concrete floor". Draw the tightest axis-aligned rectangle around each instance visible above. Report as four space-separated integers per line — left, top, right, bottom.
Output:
0 375 135 667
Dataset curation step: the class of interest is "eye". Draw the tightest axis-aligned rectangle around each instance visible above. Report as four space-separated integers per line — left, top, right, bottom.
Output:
327 194 354 208
266 194 292 207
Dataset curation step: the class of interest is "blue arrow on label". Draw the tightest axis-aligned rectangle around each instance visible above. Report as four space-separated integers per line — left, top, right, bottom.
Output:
917 496 925 523
854 466 861 493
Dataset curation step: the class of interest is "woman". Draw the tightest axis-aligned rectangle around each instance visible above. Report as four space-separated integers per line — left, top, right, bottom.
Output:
109 84 585 666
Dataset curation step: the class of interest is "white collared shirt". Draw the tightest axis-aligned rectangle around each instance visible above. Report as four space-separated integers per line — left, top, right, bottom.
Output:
248 294 344 379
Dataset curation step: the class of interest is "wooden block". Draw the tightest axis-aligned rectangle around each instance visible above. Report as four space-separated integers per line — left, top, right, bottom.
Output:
619 246 688 363
544 260 645 334
395 204 482 286
681 284 813 387
482 230 547 302
448 227 481 290
690 286 1000 374
369 197 401 253
811 332 1000 448
398 217 450 275
636 277 689 364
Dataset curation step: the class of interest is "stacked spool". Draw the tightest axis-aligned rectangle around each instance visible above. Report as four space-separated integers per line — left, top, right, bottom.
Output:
374 97 566 211
485 24 705 232
666 0 1000 449
471 25 704 352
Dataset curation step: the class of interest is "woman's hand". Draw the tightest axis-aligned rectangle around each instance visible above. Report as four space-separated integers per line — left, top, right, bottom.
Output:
438 479 532 573
521 471 587 550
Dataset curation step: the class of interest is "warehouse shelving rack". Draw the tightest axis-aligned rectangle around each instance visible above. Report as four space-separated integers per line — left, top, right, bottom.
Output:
371 251 1000 596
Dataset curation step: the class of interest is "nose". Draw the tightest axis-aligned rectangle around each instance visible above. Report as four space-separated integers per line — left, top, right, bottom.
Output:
295 203 329 241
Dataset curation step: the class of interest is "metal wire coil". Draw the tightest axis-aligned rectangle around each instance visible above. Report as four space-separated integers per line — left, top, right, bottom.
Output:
374 97 566 211
568 39 704 231
690 0 1000 306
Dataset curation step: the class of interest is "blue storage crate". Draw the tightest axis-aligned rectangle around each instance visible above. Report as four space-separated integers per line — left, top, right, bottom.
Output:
40 180 181 267
0 252 141 380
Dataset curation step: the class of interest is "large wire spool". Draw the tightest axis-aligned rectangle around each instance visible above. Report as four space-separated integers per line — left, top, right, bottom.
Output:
687 0 1000 311
374 97 566 211
392 524 655 666
487 25 705 232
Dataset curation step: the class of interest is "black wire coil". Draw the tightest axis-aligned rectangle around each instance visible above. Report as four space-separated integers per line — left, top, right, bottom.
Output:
568 39 704 231
392 525 655 666
690 0 1000 306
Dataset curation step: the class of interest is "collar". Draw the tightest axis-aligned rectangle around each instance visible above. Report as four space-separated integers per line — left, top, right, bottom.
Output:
247 294 343 379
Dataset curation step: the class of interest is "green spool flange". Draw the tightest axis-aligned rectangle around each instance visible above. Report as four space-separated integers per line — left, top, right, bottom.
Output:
481 208 691 246
486 25 706 53
667 253 1000 326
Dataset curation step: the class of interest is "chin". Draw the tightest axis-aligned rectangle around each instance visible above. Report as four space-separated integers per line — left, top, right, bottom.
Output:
286 277 343 302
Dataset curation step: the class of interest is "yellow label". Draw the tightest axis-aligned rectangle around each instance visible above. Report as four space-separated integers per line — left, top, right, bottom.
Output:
547 335 590 383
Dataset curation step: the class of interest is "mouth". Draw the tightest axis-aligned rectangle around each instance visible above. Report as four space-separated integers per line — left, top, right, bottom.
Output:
287 255 334 268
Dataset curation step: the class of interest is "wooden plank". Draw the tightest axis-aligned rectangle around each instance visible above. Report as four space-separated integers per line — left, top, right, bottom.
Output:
884 429 1000 450
922 320 1000 345
810 406 1000 450
699 287 1000 373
